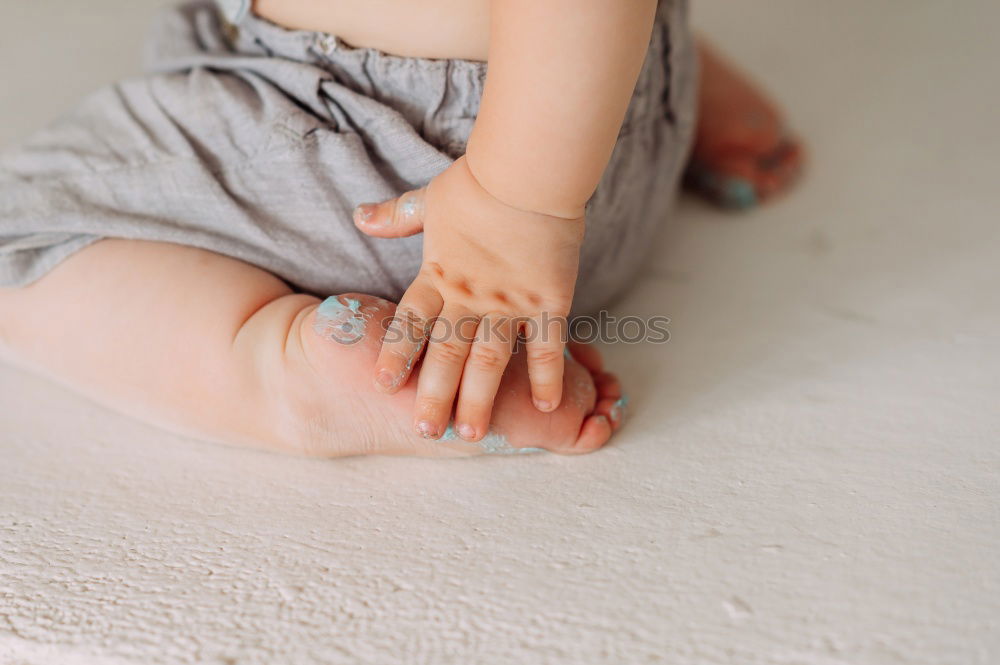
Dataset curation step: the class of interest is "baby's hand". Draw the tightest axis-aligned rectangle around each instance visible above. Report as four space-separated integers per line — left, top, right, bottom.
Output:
353 157 584 441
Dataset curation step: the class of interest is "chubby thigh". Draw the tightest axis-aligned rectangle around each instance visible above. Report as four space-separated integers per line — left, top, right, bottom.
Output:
0 239 300 448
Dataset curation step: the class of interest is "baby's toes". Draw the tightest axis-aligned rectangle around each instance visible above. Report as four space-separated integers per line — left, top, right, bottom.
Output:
594 370 623 401
687 154 762 210
759 138 806 196
565 414 613 454
690 136 805 209
542 366 624 453
594 395 629 431
592 370 626 428
567 341 604 374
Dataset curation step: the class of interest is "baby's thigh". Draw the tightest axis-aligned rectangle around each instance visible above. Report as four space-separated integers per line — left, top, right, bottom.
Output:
0 238 288 353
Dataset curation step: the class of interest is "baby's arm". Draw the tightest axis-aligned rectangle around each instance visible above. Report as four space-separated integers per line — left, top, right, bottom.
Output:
356 0 658 442
468 0 659 219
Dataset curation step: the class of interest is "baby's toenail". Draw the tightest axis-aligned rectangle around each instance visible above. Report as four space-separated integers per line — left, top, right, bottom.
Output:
609 395 630 424
534 399 553 412
720 178 758 210
375 369 396 390
457 423 476 440
416 421 439 439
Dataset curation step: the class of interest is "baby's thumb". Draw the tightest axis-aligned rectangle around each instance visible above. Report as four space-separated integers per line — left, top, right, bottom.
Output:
353 188 426 238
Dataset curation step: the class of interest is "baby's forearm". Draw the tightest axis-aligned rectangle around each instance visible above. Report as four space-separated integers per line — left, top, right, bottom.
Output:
466 0 658 219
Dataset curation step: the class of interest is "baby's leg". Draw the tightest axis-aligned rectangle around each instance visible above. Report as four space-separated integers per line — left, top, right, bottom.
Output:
687 39 805 209
0 240 620 456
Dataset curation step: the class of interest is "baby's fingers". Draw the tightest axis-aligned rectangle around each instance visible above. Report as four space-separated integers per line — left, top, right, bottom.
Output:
353 188 426 238
413 307 478 439
525 313 568 413
454 315 517 441
374 279 441 393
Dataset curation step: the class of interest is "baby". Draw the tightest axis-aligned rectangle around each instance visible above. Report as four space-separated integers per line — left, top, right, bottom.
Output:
0 0 802 457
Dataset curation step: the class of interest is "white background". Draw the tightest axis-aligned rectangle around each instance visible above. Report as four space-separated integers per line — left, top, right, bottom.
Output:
1 1 998 663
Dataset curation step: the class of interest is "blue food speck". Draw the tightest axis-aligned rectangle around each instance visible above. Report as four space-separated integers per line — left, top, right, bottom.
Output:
440 422 544 455
314 296 366 344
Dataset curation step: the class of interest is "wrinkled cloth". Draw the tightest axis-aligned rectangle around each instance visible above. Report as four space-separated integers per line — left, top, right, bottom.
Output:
0 0 697 315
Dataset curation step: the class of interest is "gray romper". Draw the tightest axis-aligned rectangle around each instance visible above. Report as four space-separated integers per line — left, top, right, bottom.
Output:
0 0 697 316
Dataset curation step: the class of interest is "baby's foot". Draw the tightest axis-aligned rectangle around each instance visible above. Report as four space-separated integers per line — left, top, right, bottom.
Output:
275 293 624 457
686 40 805 210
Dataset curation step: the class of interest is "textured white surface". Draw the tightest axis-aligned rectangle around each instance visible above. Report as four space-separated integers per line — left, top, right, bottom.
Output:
2 1 999 663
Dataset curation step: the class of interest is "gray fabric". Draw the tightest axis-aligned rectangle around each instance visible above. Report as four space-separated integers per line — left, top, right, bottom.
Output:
215 0 250 24
0 0 697 315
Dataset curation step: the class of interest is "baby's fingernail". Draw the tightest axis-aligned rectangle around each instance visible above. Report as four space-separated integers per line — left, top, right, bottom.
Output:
375 369 396 390
353 203 377 224
399 196 421 218
416 420 439 439
457 423 477 440
534 399 553 412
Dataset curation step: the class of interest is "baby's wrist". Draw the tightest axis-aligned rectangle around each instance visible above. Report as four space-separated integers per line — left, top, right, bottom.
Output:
462 149 588 221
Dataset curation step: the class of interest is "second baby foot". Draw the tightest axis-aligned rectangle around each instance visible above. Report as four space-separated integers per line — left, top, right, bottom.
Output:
276 293 623 457
686 39 806 210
